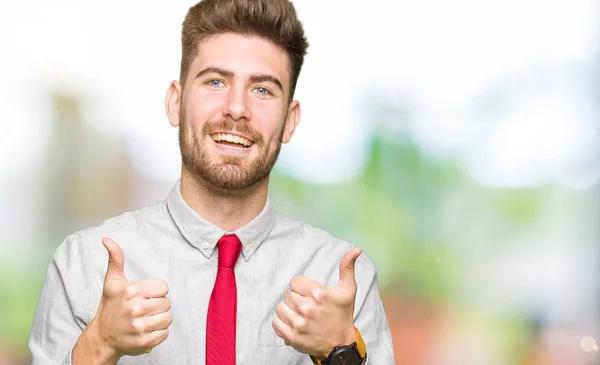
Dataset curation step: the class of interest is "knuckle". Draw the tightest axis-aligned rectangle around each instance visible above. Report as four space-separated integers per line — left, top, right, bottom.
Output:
293 317 307 330
136 335 151 349
310 287 324 302
131 318 146 334
298 302 312 317
296 302 306 315
125 285 139 299
130 303 143 317
286 332 298 345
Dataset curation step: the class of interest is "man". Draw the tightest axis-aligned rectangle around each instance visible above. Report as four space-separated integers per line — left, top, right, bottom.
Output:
29 0 396 364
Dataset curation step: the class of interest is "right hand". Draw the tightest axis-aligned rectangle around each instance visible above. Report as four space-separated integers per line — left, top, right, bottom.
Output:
89 237 172 358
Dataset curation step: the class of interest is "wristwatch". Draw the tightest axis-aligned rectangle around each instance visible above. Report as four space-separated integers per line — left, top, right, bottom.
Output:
320 342 365 365
310 327 367 365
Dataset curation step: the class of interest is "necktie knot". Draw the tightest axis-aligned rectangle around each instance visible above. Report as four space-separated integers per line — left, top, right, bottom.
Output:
217 234 242 268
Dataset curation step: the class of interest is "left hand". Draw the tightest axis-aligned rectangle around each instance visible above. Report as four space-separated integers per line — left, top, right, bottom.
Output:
272 248 363 359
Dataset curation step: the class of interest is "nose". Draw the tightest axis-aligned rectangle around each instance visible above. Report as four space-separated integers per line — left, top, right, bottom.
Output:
223 85 251 121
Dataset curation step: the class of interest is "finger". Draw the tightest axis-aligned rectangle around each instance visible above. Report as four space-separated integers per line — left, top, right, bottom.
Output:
337 248 362 293
145 328 170 349
285 290 320 318
283 290 306 313
272 317 293 343
139 297 171 316
146 311 173 331
289 276 320 297
275 302 303 329
102 238 126 281
134 279 169 298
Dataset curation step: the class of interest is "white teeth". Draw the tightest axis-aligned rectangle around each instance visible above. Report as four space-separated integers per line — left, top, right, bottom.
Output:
212 133 252 147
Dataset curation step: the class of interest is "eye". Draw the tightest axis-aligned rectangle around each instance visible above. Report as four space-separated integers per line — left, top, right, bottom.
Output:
254 87 271 96
207 79 225 88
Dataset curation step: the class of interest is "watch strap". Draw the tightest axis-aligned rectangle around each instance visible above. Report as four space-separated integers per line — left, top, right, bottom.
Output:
310 327 367 365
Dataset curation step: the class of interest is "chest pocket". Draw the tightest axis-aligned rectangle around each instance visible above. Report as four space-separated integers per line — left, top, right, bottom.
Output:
257 325 308 364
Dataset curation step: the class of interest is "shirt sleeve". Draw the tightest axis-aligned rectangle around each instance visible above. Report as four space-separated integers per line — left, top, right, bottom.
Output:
352 253 396 364
29 234 86 365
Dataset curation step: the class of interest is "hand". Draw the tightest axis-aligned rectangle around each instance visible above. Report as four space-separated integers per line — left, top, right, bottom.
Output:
272 248 362 359
87 238 173 359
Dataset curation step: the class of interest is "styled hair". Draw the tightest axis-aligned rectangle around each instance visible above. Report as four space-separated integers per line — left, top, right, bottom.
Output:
180 0 309 100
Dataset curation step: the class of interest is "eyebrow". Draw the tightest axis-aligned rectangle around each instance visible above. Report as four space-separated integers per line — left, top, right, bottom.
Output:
249 74 283 93
195 66 233 80
195 66 284 93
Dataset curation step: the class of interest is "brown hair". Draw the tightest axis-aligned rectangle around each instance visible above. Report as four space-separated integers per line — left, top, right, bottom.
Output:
180 0 309 100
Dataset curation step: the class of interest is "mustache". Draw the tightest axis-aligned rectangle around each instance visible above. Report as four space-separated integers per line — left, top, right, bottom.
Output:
202 119 263 143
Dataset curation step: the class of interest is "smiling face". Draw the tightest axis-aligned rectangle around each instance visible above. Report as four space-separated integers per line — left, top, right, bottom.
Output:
166 32 301 191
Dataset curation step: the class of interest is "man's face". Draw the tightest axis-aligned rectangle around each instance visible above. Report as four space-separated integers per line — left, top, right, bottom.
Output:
174 32 300 191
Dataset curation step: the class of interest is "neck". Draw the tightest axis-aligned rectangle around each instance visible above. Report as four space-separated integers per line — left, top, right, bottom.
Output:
179 166 269 232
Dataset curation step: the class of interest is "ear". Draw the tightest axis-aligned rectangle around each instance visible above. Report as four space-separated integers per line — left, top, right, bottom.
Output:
282 100 301 144
165 80 182 127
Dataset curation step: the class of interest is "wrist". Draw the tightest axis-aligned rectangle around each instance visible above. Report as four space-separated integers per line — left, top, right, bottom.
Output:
310 327 367 365
318 326 355 358
72 320 120 365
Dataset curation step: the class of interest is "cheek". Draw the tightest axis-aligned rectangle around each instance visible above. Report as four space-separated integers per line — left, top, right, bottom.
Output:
250 101 287 141
185 91 223 127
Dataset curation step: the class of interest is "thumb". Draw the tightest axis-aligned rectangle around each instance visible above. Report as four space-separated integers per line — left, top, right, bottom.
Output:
337 248 362 293
102 237 126 281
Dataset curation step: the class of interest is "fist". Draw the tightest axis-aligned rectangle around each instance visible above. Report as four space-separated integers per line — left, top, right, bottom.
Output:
90 238 173 358
272 248 362 359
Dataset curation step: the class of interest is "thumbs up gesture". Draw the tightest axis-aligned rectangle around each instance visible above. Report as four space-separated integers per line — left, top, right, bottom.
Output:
85 238 172 361
272 248 362 359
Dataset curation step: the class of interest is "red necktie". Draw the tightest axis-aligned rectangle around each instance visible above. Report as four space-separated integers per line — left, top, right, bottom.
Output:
206 234 242 365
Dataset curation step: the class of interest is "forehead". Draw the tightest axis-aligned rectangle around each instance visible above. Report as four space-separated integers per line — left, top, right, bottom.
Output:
190 33 290 88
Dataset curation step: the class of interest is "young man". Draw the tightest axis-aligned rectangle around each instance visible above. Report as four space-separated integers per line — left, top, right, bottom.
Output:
29 0 395 364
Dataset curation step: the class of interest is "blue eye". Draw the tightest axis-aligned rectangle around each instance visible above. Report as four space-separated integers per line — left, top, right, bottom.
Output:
208 79 224 87
255 87 271 96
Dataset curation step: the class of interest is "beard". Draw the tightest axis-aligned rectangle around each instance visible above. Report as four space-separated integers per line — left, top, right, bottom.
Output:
178 108 284 191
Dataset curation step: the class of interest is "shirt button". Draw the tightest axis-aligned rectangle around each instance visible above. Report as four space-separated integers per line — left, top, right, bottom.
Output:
202 242 210 250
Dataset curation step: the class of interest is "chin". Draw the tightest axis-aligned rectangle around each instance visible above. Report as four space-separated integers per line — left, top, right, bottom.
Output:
200 165 261 191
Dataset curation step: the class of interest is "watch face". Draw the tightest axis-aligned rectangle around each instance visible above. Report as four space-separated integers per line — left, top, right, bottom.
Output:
328 349 362 365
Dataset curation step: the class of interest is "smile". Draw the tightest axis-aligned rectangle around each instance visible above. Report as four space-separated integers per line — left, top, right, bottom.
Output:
210 132 254 149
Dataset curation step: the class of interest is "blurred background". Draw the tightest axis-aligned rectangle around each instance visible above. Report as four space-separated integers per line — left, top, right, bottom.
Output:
1 0 599 364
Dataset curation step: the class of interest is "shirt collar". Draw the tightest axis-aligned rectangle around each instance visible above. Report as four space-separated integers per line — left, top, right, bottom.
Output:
166 180 275 261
